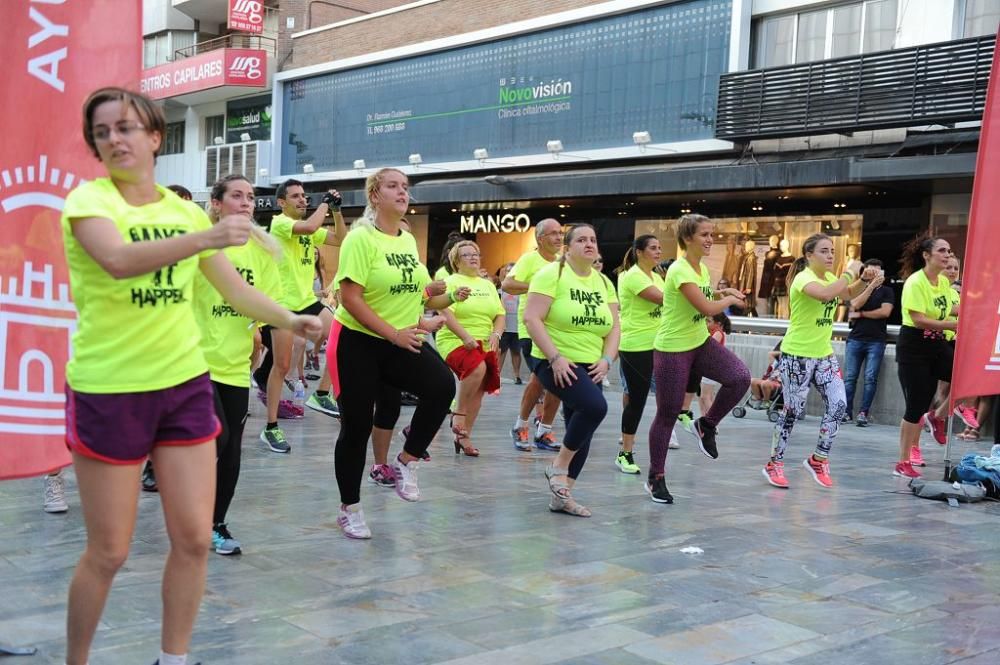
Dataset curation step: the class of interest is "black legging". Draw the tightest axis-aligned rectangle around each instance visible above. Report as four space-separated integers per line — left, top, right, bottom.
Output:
374 385 402 430
897 326 953 424
252 326 274 390
620 350 653 435
211 381 248 526
329 324 455 505
534 360 607 480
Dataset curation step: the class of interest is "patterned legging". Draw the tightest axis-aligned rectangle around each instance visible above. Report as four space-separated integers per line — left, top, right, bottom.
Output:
770 353 847 461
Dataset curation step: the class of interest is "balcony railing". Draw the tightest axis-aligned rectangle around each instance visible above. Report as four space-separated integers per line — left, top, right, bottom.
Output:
173 34 276 60
715 35 995 141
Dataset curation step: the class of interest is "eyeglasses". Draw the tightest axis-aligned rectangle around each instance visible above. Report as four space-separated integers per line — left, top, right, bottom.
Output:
92 121 146 142
459 252 480 259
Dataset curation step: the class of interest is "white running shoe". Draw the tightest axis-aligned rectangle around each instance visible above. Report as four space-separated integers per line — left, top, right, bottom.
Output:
43 472 68 513
337 504 372 539
668 430 680 449
391 456 421 502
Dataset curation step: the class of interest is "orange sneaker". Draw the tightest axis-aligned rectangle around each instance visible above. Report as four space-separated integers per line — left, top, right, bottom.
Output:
762 461 789 489
803 455 833 488
510 425 530 451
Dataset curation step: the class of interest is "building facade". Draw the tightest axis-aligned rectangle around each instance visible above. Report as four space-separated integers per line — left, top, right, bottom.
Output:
162 0 997 322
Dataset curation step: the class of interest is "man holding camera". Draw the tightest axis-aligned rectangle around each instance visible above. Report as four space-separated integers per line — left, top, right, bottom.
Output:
255 179 348 453
843 258 894 427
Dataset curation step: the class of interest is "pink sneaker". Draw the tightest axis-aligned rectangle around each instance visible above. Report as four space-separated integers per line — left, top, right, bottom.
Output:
953 405 980 430
277 400 304 419
909 444 926 467
762 461 789 489
925 411 946 445
803 456 833 488
893 461 921 479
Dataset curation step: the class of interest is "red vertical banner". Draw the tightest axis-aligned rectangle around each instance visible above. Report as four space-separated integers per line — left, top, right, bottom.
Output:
953 30 1000 403
0 1 141 479
228 0 265 34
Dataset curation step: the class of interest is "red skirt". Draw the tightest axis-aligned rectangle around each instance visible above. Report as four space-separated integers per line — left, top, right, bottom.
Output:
445 341 501 394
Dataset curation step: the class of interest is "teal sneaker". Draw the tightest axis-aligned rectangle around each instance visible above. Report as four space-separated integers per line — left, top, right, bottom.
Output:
306 393 340 418
211 524 242 555
260 427 290 453
615 450 641 474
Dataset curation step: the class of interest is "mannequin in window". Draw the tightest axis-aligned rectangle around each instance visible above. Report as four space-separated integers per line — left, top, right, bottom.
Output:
772 238 795 318
734 239 758 317
722 234 741 284
757 235 781 316
835 243 863 321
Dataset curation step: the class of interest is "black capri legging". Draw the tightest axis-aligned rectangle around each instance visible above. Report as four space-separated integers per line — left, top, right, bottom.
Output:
897 327 953 424
620 350 653 436
212 381 249 526
328 323 455 505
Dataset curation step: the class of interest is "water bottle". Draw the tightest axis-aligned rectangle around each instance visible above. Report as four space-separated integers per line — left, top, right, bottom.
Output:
293 379 305 407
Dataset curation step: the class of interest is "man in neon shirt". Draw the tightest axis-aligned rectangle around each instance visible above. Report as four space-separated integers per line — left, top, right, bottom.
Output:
255 179 347 453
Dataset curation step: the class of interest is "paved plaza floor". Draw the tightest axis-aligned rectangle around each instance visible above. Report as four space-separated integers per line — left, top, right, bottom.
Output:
2 379 999 664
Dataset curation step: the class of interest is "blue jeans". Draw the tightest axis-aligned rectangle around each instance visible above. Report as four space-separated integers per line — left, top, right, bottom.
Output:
843 339 886 416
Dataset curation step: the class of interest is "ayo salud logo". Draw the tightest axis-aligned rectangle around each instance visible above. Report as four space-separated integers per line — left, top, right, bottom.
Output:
0 153 79 437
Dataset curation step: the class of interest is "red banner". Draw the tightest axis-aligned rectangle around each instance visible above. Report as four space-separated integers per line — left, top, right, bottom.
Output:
0 1 141 479
228 0 265 34
140 48 267 100
952 32 1000 404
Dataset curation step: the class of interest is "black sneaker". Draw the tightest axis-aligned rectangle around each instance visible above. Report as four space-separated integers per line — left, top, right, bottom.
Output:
841 412 853 424
141 461 157 492
856 411 870 427
644 475 674 504
694 417 718 459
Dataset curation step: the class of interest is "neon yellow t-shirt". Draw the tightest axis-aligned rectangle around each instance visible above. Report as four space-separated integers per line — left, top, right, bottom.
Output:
901 270 952 328
528 262 618 364
510 250 555 339
436 273 505 360
944 287 961 341
618 265 664 352
654 259 712 353
433 265 449 281
334 225 430 337
781 267 840 358
193 241 283 387
270 213 328 311
61 179 215 393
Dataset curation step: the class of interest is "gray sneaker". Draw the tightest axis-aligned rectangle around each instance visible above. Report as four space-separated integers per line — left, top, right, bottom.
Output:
856 411 870 427
43 472 68 513
260 427 291 453
306 393 340 418
211 524 242 555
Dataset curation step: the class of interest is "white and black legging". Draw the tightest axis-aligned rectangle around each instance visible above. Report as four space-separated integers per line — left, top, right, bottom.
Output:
327 322 455 505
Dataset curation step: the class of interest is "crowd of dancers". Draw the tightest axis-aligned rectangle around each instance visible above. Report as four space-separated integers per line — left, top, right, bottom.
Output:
50 87 986 665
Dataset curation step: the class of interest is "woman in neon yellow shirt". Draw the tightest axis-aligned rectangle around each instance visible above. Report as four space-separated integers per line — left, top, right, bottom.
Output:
893 235 958 479
193 174 285 557
614 234 664 475
437 240 506 456
524 224 620 517
61 88 321 665
330 168 468 539
764 233 880 490
648 215 750 504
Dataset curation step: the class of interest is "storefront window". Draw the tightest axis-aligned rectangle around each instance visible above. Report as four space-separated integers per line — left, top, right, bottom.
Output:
636 214 864 319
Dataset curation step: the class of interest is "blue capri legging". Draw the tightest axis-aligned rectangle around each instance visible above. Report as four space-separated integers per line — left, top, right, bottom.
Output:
533 360 607 480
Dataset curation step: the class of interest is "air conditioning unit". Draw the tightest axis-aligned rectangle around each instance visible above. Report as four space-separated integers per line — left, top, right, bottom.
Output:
205 142 258 187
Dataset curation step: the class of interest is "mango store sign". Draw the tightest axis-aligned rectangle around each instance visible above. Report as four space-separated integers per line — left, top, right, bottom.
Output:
460 212 532 233
140 48 266 100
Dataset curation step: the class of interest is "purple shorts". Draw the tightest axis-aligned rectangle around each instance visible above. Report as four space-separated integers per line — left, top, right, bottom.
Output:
66 372 221 465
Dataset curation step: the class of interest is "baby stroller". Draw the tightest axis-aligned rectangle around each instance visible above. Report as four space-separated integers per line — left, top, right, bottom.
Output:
732 356 784 423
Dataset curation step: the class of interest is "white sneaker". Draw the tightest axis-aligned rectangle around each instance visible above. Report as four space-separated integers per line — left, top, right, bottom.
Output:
337 503 371 539
391 456 420 502
668 430 680 449
43 472 68 513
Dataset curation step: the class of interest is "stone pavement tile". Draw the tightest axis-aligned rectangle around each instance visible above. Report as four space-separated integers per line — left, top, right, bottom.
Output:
789 572 886 597
787 633 961 665
283 600 430 641
949 649 1000 664
624 613 819 664
552 648 665 665
434 624 653 665
437 606 581 650
321 626 486 664
502 561 645 599
758 597 895 634
809 521 907 538
840 579 962 614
